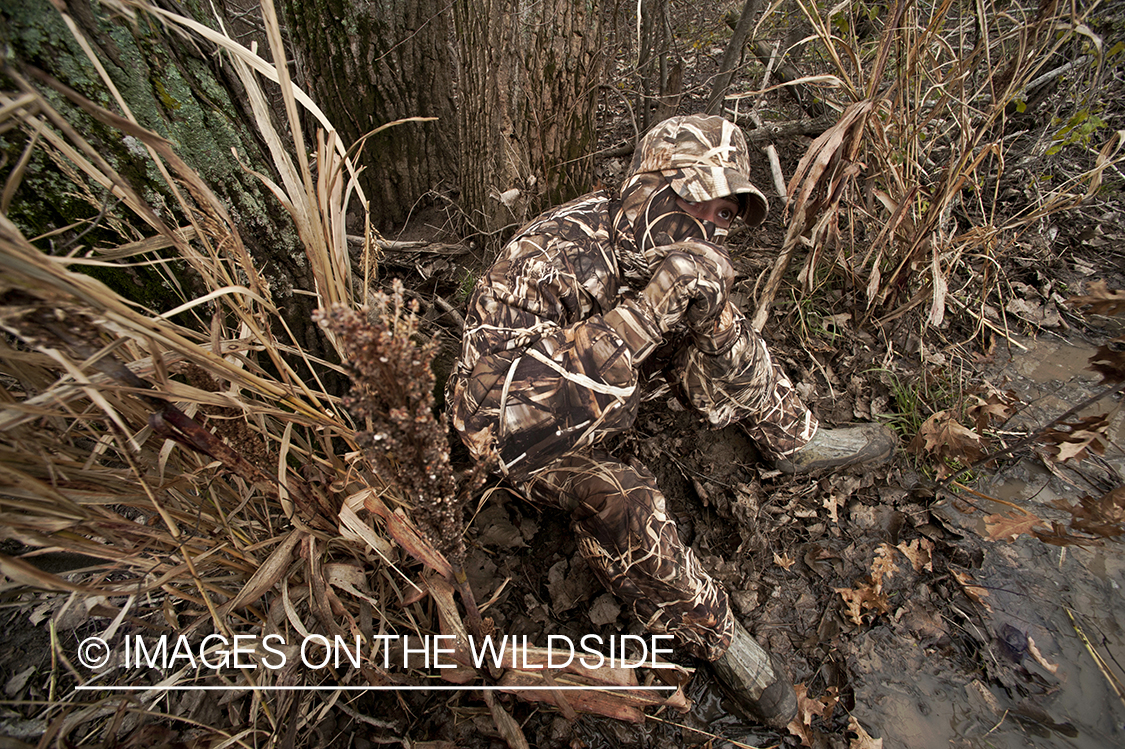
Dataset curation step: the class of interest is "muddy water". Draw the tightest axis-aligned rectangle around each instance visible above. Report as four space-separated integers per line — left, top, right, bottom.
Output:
853 335 1125 748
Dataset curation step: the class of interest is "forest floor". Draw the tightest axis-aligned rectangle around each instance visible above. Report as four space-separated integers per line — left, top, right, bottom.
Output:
3 15 1125 749
349 51 1125 749
367 196 1125 748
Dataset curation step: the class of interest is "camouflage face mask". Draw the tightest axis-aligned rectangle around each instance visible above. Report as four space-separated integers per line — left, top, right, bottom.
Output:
614 172 726 284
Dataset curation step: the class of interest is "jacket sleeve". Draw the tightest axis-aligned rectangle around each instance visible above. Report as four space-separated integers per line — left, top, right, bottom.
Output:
447 234 644 481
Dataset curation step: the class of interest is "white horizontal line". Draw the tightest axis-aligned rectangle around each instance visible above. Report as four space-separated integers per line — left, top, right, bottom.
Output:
75 685 677 692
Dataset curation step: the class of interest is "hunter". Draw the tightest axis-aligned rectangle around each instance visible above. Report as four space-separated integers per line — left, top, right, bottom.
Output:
447 114 895 727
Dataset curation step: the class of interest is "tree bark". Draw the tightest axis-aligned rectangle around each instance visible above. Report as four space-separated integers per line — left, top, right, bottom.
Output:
281 0 458 231
454 0 604 238
636 0 671 131
0 0 330 363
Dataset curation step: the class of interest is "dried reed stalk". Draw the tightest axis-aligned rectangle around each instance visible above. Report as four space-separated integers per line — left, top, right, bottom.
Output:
0 2 688 744
748 0 1124 335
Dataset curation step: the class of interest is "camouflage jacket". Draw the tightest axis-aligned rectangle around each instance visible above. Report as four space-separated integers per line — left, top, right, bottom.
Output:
446 191 651 481
448 114 775 482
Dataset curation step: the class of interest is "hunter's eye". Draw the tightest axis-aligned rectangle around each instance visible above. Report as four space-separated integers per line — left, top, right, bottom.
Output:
717 207 734 222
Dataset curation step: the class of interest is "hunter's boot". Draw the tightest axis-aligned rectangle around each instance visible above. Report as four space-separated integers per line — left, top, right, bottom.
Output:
774 423 897 474
710 619 797 729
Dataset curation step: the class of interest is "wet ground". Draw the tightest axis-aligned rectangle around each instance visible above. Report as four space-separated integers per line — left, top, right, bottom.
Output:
434 327 1125 749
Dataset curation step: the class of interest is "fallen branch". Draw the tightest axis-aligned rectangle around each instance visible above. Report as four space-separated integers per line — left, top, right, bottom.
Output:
347 235 469 255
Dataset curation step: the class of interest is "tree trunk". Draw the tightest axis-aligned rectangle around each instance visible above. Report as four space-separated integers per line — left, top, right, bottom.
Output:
706 0 764 115
454 0 604 239
636 0 671 131
0 0 330 362
281 0 458 231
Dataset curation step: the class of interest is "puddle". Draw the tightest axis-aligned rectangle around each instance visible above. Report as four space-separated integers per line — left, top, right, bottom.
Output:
850 333 1125 748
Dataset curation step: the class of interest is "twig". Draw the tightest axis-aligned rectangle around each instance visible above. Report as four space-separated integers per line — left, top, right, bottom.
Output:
348 235 469 255
945 294 1029 351
1067 608 1125 709
984 709 1009 736
740 40 788 203
645 713 764 749
1020 56 1091 97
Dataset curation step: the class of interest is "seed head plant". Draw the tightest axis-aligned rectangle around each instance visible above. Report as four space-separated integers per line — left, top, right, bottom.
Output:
316 283 467 567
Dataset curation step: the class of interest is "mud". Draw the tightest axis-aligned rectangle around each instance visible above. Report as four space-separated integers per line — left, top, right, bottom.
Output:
413 325 1124 749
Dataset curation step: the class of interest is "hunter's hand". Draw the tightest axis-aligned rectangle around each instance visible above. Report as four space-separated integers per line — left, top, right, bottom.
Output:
642 240 733 330
604 240 733 364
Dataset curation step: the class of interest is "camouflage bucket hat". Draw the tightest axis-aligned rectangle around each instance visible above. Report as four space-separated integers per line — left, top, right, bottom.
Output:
629 115 769 225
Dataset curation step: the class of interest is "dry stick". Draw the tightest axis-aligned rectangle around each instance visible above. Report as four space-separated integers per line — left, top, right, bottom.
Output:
749 41 829 118
933 378 1125 495
705 0 764 116
645 713 763 749
751 230 804 332
1067 608 1125 709
450 461 497 651
746 42 788 203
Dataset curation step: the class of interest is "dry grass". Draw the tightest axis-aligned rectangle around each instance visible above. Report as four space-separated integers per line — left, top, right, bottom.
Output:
736 0 1125 336
0 2 687 745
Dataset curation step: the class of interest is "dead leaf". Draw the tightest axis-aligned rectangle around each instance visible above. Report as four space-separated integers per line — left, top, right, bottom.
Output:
984 511 1048 542
952 570 991 610
365 493 452 578
1053 486 1125 538
1005 297 1062 327
1066 280 1125 316
484 690 530 749
1031 520 1102 547
774 551 796 570
797 682 838 722
848 715 883 749
823 493 842 523
870 544 899 590
787 718 813 747
787 682 838 746
1088 339 1125 384
896 538 934 572
909 410 986 470
1038 414 1110 463
835 584 891 626
966 386 1018 432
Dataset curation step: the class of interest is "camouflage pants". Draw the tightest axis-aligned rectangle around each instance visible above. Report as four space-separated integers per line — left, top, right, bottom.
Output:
519 314 816 661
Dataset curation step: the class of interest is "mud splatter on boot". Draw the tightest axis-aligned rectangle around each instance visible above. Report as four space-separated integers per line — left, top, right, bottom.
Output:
710 619 797 729
774 423 896 474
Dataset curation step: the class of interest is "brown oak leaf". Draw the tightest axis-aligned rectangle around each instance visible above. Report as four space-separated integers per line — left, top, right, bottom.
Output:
849 716 884 749
788 684 840 747
966 385 1018 431
984 510 1048 542
1038 414 1109 463
1053 486 1125 538
910 410 986 469
896 538 934 572
1066 280 1125 316
835 583 891 626
870 543 899 590
1088 339 1125 384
